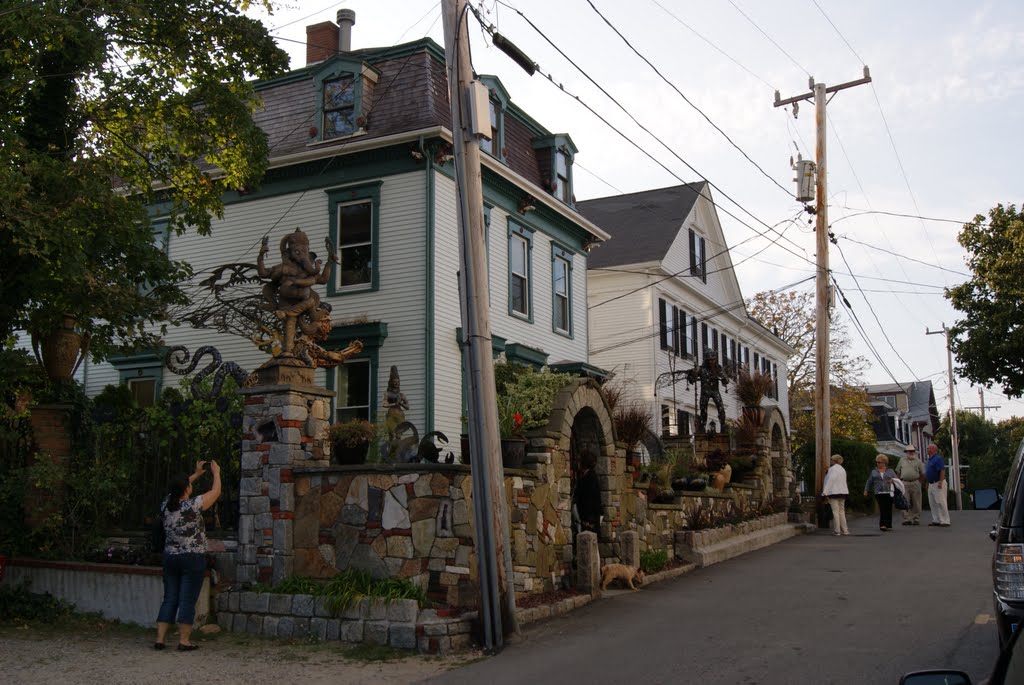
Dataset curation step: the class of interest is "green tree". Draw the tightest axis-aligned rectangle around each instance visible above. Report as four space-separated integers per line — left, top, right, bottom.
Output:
947 204 1024 397
0 0 289 361
747 290 873 451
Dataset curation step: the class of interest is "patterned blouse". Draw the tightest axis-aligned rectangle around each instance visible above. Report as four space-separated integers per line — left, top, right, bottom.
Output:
161 495 207 555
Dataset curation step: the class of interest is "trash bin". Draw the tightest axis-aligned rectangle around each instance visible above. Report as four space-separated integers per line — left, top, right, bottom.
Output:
974 488 1002 511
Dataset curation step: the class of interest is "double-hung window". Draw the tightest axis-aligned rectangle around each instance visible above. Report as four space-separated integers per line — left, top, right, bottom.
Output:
323 75 356 139
554 150 570 203
509 222 533 319
552 245 572 336
335 359 370 422
327 181 381 294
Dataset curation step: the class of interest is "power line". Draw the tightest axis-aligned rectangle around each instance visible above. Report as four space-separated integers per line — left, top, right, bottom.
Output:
808 0 866 65
583 0 794 199
725 0 811 77
484 2 815 265
830 208 979 227
836 234 969 277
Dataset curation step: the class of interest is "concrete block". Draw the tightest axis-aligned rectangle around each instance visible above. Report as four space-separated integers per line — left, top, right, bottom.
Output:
269 593 292 615
340 619 364 643
364 620 389 646
310 617 328 641
277 616 295 638
386 598 419 623
240 592 269 614
292 594 315 617
292 617 310 639
262 615 279 637
389 622 417 650
326 619 340 641
245 614 263 635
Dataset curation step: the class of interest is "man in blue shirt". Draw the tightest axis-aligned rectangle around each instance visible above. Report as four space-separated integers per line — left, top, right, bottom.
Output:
925 443 951 527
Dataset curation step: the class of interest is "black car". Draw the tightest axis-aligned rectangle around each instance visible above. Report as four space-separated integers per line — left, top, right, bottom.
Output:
992 437 1024 648
901 624 1024 684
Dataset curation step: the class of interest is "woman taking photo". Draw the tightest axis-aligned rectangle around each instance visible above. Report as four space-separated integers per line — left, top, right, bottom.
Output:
154 459 221 651
864 454 896 531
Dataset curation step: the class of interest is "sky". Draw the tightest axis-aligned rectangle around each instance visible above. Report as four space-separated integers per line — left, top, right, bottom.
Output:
251 0 1024 424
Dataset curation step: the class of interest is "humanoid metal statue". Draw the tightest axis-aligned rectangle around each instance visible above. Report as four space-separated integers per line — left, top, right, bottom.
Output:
687 347 730 434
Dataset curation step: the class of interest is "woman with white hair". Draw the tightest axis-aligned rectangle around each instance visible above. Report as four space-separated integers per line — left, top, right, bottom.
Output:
821 453 850 536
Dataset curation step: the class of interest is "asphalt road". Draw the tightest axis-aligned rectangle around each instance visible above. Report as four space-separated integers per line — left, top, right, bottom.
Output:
423 509 1001 685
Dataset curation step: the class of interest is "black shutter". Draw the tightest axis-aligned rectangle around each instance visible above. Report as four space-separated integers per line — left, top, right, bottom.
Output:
689 229 698 275
658 298 668 349
678 309 687 357
700 236 707 282
701 322 708 355
691 319 699 358
673 306 682 356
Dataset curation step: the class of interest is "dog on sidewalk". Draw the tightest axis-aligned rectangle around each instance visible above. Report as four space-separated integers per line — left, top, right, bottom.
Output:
599 563 645 591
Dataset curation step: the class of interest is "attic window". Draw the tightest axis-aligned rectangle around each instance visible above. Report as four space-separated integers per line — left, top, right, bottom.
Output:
312 59 378 143
533 134 577 206
554 150 570 203
479 97 502 158
324 75 356 138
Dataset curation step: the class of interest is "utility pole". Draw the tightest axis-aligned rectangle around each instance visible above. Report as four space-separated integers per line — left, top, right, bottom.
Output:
963 388 999 420
775 68 871 522
926 324 962 511
441 0 517 650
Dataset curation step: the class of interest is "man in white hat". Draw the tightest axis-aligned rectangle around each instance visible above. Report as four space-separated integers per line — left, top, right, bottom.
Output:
896 444 927 525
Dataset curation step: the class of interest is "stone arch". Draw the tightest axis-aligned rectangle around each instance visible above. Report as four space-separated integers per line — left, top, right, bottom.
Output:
763 406 791 507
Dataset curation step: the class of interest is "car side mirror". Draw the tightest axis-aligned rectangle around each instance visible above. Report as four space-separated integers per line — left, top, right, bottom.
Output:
899 671 971 685
991 526 998 542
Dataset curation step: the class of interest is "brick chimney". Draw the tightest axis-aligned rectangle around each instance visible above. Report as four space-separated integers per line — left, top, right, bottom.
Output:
306 21 338 65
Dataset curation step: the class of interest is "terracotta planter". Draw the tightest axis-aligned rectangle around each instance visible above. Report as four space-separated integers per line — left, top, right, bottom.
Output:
500 438 526 469
31 314 91 382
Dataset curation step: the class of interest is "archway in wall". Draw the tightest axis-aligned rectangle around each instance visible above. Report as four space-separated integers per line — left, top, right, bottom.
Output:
764 407 789 504
542 379 616 577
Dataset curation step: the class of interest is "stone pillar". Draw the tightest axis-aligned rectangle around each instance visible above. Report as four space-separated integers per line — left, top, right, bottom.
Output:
619 530 639 568
576 531 599 595
236 383 334 585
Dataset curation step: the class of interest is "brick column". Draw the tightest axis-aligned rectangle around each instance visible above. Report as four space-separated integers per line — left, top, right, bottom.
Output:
236 384 334 585
26 404 73 528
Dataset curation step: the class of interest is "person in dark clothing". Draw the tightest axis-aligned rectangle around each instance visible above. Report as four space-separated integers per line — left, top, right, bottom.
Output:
574 449 602 533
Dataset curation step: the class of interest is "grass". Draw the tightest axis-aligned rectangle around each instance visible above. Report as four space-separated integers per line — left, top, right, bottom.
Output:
249 570 427 616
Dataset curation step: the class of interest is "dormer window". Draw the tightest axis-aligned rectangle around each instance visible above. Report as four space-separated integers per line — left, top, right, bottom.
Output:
476 76 509 161
313 58 379 143
324 75 356 138
533 134 577 206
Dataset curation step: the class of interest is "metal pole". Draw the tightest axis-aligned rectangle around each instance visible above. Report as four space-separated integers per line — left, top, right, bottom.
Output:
813 81 831 514
441 0 517 649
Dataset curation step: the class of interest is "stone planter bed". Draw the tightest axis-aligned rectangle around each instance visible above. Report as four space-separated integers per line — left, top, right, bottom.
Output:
673 512 795 567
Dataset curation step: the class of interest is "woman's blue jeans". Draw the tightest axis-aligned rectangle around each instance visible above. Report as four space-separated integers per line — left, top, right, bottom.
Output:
157 553 206 625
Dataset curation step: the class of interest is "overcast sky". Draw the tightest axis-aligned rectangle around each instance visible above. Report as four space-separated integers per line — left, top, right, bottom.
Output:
254 0 1024 424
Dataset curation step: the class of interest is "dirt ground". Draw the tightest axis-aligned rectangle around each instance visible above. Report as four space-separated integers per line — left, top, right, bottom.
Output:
0 620 484 685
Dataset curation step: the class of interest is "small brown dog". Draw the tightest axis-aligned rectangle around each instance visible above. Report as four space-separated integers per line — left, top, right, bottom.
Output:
599 563 645 590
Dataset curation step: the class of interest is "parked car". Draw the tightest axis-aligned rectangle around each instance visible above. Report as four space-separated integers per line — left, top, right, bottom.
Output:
901 624 1024 684
992 437 1024 648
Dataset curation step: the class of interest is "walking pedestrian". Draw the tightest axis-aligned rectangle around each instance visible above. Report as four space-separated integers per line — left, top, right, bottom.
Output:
821 454 850 536
896 445 926 525
925 443 952 527
864 454 897 531
154 460 221 651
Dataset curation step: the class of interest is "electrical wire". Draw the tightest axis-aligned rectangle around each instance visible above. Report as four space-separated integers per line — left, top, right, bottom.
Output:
725 0 811 77
583 0 794 199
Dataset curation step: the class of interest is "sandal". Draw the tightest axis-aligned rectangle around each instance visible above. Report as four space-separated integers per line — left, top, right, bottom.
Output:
153 643 165 651
176 644 200 652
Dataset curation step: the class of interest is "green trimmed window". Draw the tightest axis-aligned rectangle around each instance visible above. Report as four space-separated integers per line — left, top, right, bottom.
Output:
508 222 534 320
476 76 509 162
551 245 572 336
335 359 370 422
324 321 388 422
313 60 378 142
326 181 381 294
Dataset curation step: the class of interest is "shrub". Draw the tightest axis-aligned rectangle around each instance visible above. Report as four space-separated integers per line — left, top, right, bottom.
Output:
736 367 774 407
329 419 377 448
495 364 576 433
794 437 877 512
613 402 651 451
0 582 74 623
639 548 669 574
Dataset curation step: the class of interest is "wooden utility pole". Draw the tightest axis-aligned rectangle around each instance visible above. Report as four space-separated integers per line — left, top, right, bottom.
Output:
927 324 963 511
441 0 517 650
775 69 871 519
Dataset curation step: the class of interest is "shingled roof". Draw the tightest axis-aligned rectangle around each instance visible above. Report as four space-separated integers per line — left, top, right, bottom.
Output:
576 182 707 268
252 39 549 190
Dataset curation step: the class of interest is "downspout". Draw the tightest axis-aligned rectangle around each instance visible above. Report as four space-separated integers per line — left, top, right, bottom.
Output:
422 136 435 432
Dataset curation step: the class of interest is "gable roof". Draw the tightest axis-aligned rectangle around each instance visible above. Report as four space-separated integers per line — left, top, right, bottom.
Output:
577 182 706 268
863 380 939 432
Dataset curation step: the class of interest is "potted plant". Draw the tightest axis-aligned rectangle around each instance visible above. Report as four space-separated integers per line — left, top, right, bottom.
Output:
736 367 774 425
497 396 526 469
613 401 650 469
329 419 377 465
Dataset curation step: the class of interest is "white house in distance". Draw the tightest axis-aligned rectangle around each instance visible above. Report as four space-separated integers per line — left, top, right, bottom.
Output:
71 13 608 447
579 182 793 439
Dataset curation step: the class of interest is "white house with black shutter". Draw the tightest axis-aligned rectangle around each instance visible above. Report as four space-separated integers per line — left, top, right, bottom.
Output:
579 182 793 439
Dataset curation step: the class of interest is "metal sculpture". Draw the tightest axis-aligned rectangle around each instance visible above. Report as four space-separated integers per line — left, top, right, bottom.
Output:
165 345 254 400
686 347 730 434
169 228 362 377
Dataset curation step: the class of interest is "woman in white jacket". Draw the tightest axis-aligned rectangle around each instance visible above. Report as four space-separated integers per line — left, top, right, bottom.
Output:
822 454 850 536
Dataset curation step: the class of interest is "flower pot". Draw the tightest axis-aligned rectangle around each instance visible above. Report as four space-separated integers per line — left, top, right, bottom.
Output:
31 314 91 382
335 442 369 465
500 438 526 469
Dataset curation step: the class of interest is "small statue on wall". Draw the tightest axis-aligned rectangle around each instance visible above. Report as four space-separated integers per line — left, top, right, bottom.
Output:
383 365 409 423
687 347 730 434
